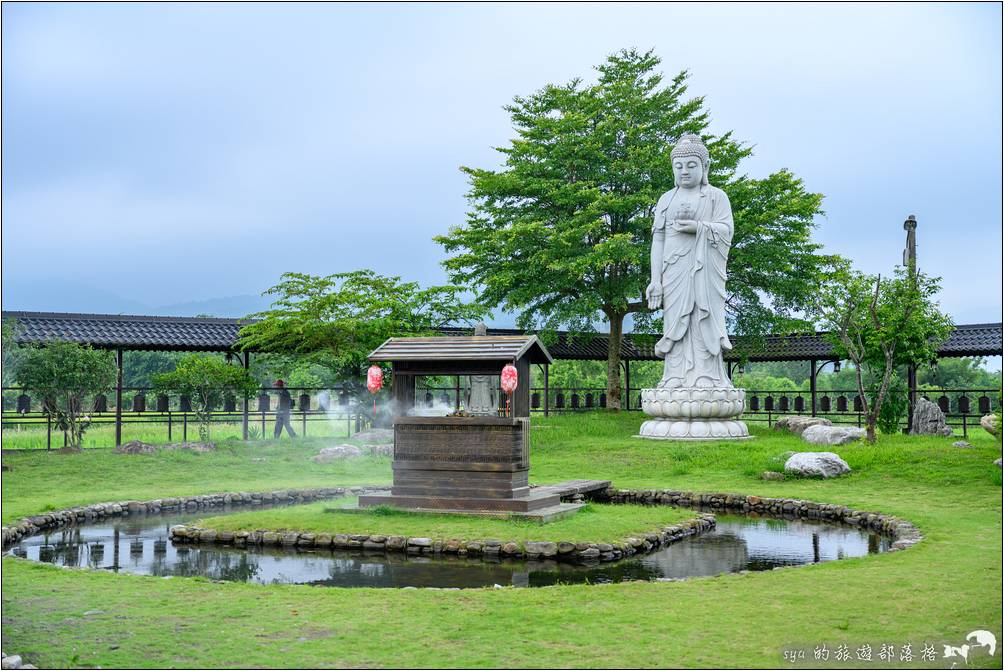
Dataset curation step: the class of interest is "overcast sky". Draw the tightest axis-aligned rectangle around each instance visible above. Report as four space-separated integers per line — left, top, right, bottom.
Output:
2 2 1002 326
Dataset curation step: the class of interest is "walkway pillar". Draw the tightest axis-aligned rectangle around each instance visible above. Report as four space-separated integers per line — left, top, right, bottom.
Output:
115 348 123 446
809 358 818 417
624 360 631 410
907 364 917 434
242 352 250 440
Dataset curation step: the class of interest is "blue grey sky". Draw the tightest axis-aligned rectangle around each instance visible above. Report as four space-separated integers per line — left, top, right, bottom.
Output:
2 2 1002 326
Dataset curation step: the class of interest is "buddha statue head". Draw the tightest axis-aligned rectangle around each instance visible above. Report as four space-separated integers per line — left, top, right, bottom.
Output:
670 133 710 188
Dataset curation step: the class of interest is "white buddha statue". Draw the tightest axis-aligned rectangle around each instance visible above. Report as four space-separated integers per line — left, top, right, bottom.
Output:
646 133 734 389
638 134 749 441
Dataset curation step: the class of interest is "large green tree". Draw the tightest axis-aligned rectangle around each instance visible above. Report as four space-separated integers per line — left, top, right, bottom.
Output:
238 270 486 378
436 49 837 408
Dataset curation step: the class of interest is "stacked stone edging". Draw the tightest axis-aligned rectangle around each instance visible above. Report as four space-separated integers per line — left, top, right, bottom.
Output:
590 488 922 551
1 487 367 551
3 485 922 563
167 514 717 564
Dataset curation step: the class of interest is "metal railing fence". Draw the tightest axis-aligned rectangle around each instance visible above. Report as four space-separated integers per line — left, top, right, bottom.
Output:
1 386 371 450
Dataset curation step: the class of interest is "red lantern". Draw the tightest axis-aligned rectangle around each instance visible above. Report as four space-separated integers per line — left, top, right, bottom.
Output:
500 364 518 395
367 365 384 415
501 363 518 416
367 365 384 394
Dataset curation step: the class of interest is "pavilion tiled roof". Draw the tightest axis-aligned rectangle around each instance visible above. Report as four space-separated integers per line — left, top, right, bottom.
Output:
4 311 1000 361
369 335 553 364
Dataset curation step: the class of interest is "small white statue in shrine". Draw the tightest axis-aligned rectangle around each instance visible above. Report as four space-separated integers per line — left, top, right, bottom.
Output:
466 322 498 416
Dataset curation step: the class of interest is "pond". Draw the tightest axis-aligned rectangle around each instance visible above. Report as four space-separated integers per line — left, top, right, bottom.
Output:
7 507 891 588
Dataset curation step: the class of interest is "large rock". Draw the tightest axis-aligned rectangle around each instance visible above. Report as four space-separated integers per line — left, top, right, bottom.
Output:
350 428 394 445
115 440 215 454
801 424 865 446
980 414 1000 438
364 444 393 457
783 452 851 478
115 440 159 454
311 445 363 462
774 415 832 436
910 397 953 436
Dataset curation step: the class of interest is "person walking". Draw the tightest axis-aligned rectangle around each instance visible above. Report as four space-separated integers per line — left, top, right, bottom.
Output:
273 379 297 439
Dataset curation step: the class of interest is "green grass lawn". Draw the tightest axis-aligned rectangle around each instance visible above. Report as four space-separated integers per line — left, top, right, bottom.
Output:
2 413 1001 668
196 499 697 545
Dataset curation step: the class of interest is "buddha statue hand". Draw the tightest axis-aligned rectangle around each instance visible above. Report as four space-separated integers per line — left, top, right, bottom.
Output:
646 281 662 310
671 219 698 234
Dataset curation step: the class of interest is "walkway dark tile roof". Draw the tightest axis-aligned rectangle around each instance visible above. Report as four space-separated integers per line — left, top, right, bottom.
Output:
3 311 246 352
4 311 1001 361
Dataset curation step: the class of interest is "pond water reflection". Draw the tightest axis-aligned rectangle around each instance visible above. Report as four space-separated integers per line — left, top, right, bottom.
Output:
9 508 890 588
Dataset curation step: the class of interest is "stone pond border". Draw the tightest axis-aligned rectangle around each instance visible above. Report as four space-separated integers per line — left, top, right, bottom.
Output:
167 513 715 563
2 484 923 569
591 488 924 551
1 486 359 551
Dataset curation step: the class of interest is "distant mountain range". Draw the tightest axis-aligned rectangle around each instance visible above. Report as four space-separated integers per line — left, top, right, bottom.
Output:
1 278 273 318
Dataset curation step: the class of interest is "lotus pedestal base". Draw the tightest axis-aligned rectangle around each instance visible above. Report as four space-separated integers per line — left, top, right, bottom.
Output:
637 387 752 441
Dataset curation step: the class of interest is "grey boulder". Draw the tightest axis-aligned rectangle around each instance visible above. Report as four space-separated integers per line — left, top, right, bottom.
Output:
783 452 851 478
311 445 363 462
774 415 832 436
910 397 953 436
801 424 865 446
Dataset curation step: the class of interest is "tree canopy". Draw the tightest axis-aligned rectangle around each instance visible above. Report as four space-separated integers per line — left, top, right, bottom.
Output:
436 48 837 406
153 354 258 442
15 342 117 449
820 266 953 441
238 270 486 379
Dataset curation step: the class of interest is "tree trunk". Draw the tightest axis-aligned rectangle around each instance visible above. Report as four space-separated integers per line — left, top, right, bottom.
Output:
605 312 625 411
851 361 877 444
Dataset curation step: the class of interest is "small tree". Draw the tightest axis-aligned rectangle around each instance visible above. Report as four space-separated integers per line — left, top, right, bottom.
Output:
16 342 117 449
820 267 953 442
153 354 258 442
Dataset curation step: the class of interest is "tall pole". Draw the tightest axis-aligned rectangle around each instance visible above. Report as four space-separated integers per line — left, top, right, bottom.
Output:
904 215 918 433
114 348 123 446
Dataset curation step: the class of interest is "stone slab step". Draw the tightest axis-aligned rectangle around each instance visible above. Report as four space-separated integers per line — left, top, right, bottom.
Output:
531 479 611 498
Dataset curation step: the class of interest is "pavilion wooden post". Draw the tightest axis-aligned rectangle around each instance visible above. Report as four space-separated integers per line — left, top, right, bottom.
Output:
513 357 531 418
241 352 250 440
114 348 123 446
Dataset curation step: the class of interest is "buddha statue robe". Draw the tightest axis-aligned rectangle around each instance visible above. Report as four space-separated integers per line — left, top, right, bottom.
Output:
652 183 734 388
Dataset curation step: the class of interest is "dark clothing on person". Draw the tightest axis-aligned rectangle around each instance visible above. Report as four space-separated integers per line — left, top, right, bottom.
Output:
274 388 297 438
